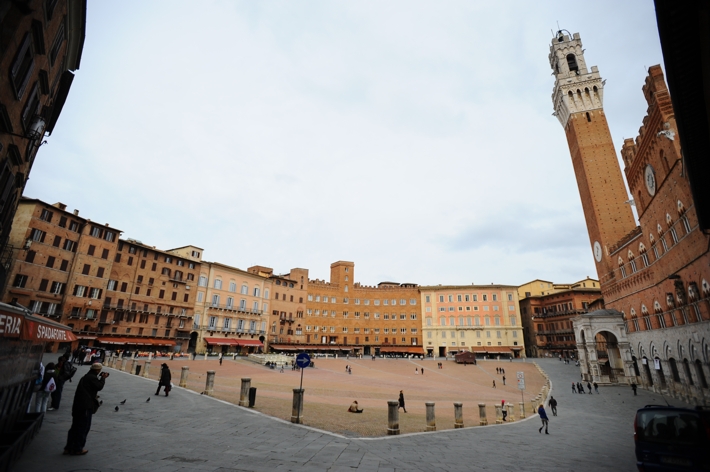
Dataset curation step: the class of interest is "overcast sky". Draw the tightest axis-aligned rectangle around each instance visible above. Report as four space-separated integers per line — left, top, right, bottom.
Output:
26 1 664 287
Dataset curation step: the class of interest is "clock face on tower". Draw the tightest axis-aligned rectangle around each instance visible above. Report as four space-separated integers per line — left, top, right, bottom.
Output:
645 164 656 197
593 241 602 262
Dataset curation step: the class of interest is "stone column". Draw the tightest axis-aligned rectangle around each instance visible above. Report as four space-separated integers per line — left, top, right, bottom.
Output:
425 402 436 431
454 402 463 429
239 378 252 407
478 403 487 426
387 400 400 435
518 401 525 419
494 404 503 424
130 359 138 375
204 370 215 396
179 366 189 387
291 389 304 424
143 360 151 378
120 358 128 372
508 403 516 421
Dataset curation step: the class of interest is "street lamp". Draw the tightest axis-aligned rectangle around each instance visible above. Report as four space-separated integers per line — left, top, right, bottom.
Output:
1 114 46 141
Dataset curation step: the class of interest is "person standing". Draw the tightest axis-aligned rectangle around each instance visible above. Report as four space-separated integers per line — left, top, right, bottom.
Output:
492 380 496 388
538 404 549 434
502 375 506 385
631 383 637 396
421 367 424 375
219 353 223 366
64 363 108 455
593 382 599 394
398 390 407 413
51 354 76 410
501 400 508 421
571 382 576 393
548 396 558 416
156 363 172 396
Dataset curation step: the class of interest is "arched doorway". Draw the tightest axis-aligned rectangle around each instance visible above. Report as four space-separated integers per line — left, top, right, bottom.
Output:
188 332 198 353
642 357 654 387
594 331 623 382
654 357 667 389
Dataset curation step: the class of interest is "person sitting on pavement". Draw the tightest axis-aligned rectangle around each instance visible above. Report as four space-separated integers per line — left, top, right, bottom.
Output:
348 401 363 413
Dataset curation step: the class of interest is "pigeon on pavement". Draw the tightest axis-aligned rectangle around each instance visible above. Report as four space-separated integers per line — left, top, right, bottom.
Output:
146 397 150 402
114 406 119 412
120 399 126 404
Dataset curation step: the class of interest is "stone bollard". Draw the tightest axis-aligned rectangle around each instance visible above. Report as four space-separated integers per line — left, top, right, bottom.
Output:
291 388 304 424
425 402 436 431
239 378 252 407
495 404 503 424
387 400 400 435
232 353 236 360
531 400 538 415
142 360 151 378
179 366 189 387
454 402 464 429
120 358 128 372
519 401 526 419
204 370 215 396
478 403 488 426
508 403 516 421
130 359 138 375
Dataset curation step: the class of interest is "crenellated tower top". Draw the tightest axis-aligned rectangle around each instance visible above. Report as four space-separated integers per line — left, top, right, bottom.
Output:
550 31 604 127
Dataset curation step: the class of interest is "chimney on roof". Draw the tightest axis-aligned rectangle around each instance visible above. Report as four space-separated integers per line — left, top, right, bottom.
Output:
53 202 67 210
73 210 79 216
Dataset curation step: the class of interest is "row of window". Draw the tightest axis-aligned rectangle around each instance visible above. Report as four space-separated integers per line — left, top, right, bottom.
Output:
197 277 264 295
118 243 196 268
37 210 114 243
197 292 267 313
311 335 417 345
302 326 418 334
307 295 417 306
426 315 517 327
203 316 263 332
431 305 515 312
428 330 519 339
24 250 70 271
425 293 514 303
306 310 418 320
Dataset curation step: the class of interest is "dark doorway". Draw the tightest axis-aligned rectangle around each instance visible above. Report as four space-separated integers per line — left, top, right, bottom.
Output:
438 346 446 357
188 332 198 353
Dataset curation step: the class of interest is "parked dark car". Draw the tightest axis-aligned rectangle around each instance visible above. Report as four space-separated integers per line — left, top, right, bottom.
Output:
634 404 709 471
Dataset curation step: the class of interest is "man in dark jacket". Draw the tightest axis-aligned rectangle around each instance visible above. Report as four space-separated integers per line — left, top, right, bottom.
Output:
64 363 108 455
51 354 76 410
156 363 172 396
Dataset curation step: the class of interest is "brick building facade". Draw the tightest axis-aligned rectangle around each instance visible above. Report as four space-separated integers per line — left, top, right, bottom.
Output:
270 261 423 356
0 0 86 291
518 279 601 358
552 32 709 404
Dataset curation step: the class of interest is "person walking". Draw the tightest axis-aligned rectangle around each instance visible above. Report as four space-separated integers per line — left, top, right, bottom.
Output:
398 390 407 413
586 381 592 394
571 382 576 393
64 363 108 455
538 404 549 434
548 396 558 416
421 367 424 375
219 353 223 366
631 383 637 395
502 375 506 385
593 382 599 394
492 380 496 388
35 362 56 413
156 363 172 396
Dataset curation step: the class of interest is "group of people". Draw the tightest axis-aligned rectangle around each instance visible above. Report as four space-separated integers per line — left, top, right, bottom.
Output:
71 347 104 366
414 367 424 375
572 381 599 394
345 365 352 374
32 352 78 414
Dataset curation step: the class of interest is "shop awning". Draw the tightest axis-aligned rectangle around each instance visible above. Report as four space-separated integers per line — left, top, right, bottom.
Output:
0 304 77 343
269 344 302 351
379 346 425 354
76 335 97 340
234 339 263 347
204 337 238 346
96 337 175 346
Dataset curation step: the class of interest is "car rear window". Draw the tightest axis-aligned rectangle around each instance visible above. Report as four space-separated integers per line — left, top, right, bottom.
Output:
636 410 702 445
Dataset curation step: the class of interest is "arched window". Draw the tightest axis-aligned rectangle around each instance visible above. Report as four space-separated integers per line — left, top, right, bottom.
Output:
214 279 222 289
566 53 578 72
240 284 248 295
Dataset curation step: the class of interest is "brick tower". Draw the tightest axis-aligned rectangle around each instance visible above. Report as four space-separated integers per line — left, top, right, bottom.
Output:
550 31 636 275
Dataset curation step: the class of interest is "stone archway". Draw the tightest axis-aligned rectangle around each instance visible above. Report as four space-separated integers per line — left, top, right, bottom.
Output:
573 309 635 384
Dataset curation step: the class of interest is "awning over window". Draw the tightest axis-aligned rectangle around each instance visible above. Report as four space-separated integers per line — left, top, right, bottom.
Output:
0 304 77 343
379 346 425 354
269 344 303 351
96 337 176 346
234 339 263 347
204 337 238 346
